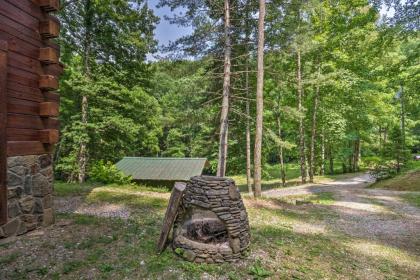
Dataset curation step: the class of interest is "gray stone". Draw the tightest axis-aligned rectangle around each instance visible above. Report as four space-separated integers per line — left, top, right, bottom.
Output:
7 172 23 187
2 218 20 237
229 185 240 200
183 250 196 262
7 187 23 199
195 257 205 263
17 222 27 235
34 198 44 214
39 154 52 168
43 195 53 209
23 176 32 195
9 165 26 177
42 208 54 226
21 214 36 224
32 174 51 196
7 157 22 168
8 200 22 218
40 166 53 179
0 227 4 238
19 196 34 214
230 238 241 254
190 200 210 208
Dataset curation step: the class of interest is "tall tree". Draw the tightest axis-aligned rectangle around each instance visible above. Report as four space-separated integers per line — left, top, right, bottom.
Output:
217 0 232 177
254 0 266 198
59 0 158 182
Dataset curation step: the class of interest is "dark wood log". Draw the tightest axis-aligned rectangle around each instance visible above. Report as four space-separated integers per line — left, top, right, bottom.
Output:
8 84 44 103
7 113 43 129
39 129 58 144
7 128 39 141
43 63 63 76
0 0 39 32
7 141 48 156
157 182 186 253
5 0 46 21
39 0 60 12
7 97 39 115
0 40 8 225
7 128 58 144
42 117 59 129
39 102 59 117
39 75 58 91
39 17 59 39
8 51 42 74
39 47 58 64
44 91 60 102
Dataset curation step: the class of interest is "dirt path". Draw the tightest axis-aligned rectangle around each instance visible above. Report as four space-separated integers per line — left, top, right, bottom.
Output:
263 173 420 255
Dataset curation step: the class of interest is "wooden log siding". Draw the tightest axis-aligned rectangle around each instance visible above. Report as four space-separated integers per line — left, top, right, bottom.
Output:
0 2 61 155
0 41 8 225
0 0 62 223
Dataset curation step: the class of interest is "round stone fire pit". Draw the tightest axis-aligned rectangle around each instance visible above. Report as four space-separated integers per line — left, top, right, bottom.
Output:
173 176 250 263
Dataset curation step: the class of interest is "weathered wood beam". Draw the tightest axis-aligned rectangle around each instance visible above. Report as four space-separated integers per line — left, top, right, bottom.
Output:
39 47 58 64
39 102 59 117
39 18 60 39
39 75 58 90
39 129 59 144
157 182 186 253
39 0 60 12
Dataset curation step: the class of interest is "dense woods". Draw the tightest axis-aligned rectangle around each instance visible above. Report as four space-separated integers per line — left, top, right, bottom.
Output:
56 0 419 195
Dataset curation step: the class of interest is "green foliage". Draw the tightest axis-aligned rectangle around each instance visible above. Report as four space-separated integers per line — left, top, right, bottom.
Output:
249 259 272 279
89 161 132 185
55 0 419 181
401 193 420 208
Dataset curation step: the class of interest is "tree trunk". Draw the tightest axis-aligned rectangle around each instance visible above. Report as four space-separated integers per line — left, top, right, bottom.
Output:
245 1 252 195
253 0 265 198
309 65 321 183
320 129 325 176
277 114 286 187
400 84 406 163
329 144 334 175
245 52 252 194
216 0 232 177
78 0 93 184
296 49 307 184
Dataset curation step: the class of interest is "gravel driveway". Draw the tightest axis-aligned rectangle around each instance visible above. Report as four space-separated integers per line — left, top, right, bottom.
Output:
263 173 420 256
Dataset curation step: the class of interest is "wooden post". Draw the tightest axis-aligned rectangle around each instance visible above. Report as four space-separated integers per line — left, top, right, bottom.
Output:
157 182 186 253
0 41 8 225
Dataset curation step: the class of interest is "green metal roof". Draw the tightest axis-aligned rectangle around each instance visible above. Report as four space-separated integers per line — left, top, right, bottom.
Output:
115 157 209 181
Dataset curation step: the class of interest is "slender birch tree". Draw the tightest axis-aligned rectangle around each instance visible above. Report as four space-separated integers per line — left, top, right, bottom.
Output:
254 0 266 197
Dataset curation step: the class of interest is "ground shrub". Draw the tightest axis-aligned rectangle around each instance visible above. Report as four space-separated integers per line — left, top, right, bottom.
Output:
89 161 132 185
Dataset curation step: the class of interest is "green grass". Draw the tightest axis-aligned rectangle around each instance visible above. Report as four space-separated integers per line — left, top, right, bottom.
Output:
2 181 419 279
402 193 420 208
370 162 420 192
0 252 19 265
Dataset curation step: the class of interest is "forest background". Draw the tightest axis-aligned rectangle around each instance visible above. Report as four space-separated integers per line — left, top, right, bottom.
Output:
55 0 419 191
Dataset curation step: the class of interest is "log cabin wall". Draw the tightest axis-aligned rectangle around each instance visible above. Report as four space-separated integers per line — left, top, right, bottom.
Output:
0 0 62 238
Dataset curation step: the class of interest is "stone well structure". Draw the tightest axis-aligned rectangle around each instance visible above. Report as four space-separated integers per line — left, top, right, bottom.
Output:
172 176 250 263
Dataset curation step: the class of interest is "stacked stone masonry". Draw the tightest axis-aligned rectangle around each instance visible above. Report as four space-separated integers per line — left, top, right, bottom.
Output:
0 155 54 238
173 176 250 263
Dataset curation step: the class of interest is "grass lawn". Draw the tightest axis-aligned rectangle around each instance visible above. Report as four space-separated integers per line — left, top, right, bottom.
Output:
1 181 419 279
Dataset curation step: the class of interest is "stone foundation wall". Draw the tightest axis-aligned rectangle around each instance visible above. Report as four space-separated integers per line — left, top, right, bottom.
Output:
0 155 54 238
